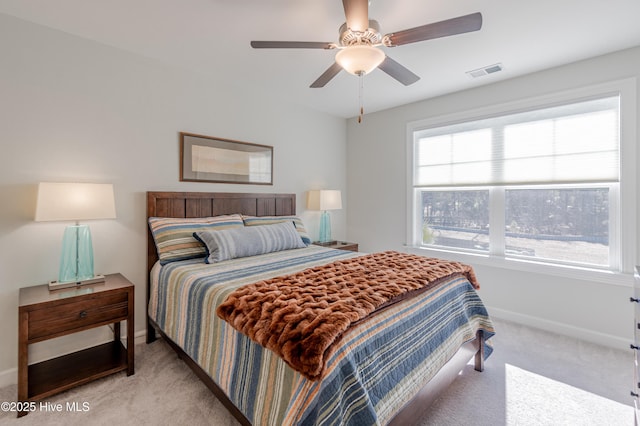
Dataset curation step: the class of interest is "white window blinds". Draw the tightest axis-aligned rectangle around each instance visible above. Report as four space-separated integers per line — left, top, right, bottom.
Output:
414 95 620 187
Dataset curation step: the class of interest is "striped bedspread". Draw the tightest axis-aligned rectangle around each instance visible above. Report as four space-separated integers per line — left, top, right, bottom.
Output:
149 246 494 425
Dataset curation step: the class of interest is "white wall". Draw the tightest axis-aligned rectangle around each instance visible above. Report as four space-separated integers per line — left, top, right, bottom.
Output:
346 46 640 349
0 14 348 383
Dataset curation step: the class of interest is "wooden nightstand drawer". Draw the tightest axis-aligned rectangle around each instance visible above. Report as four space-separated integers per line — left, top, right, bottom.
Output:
28 292 129 341
314 241 359 252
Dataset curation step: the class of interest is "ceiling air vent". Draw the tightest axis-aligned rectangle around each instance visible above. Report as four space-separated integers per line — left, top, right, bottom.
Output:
466 63 503 78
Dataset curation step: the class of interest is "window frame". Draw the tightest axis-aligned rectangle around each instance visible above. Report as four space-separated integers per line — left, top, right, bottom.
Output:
406 79 637 286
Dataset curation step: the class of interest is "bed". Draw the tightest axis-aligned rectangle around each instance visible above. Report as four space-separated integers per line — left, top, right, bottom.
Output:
146 191 494 425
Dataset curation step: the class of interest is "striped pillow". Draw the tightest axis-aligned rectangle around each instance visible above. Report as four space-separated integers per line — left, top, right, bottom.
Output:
242 215 311 245
149 214 244 264
194 221 306 263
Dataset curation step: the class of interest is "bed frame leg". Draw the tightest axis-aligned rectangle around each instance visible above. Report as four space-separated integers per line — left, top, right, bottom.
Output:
474 329 484 372
147 318 157 344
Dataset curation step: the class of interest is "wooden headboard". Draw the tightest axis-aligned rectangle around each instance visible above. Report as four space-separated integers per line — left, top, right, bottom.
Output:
146 191 297 274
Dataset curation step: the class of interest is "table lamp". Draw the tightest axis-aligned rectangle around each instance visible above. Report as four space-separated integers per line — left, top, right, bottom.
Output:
35 182 116 290
307 190 342 243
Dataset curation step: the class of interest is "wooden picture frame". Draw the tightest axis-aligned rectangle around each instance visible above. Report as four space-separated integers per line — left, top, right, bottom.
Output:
180 132 273 185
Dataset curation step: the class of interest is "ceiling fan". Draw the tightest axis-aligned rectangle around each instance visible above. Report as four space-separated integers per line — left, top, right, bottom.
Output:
250 0 483 90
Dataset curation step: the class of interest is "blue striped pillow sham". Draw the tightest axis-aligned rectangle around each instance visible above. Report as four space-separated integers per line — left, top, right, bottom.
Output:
194 221 306 263
149 214 244 264
242 215 311 245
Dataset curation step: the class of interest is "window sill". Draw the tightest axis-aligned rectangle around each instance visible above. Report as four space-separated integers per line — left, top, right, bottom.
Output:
405 245 634 287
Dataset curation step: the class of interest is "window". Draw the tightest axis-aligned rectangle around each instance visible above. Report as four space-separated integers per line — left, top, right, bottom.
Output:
421 190 489 252
408 84 636 275
503 187 610 266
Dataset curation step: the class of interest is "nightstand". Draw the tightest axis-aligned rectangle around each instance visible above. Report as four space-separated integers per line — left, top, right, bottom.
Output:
314 240 359 252
17 273 134 417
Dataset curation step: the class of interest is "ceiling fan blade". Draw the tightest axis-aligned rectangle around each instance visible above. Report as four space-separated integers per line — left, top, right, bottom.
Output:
310 62 343 88
342 0 369 32
378 56 420 86
250 41 335 49
385 12 482 47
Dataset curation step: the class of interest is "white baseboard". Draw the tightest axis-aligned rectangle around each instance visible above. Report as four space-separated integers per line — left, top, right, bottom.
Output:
0 329 148 389
488 306 630 350
0 368 16 389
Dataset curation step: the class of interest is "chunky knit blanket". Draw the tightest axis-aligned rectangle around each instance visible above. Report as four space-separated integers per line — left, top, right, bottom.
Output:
216 251 479 380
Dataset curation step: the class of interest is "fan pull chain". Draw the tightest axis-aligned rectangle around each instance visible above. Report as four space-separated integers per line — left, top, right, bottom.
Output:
358 72 364 123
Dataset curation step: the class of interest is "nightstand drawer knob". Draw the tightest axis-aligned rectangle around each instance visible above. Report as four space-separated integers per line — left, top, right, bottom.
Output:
79 310 88 319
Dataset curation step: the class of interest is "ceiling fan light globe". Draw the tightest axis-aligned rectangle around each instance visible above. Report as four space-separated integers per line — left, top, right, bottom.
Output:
335 45 385 75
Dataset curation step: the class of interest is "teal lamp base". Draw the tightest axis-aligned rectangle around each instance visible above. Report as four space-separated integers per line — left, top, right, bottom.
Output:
319 210 332 243
52 225 103 289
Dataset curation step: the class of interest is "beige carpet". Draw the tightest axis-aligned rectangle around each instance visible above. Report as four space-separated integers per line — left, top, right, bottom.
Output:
420 319 633 426
0 338 237 426
0 318 633 425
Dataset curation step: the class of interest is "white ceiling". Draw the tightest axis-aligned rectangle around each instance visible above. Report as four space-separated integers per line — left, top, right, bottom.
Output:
2 0 640 118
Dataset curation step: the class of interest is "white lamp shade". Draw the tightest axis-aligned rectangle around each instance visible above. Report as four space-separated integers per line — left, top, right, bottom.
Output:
335 45 385 75
35 182 116 222
307 190 342 211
